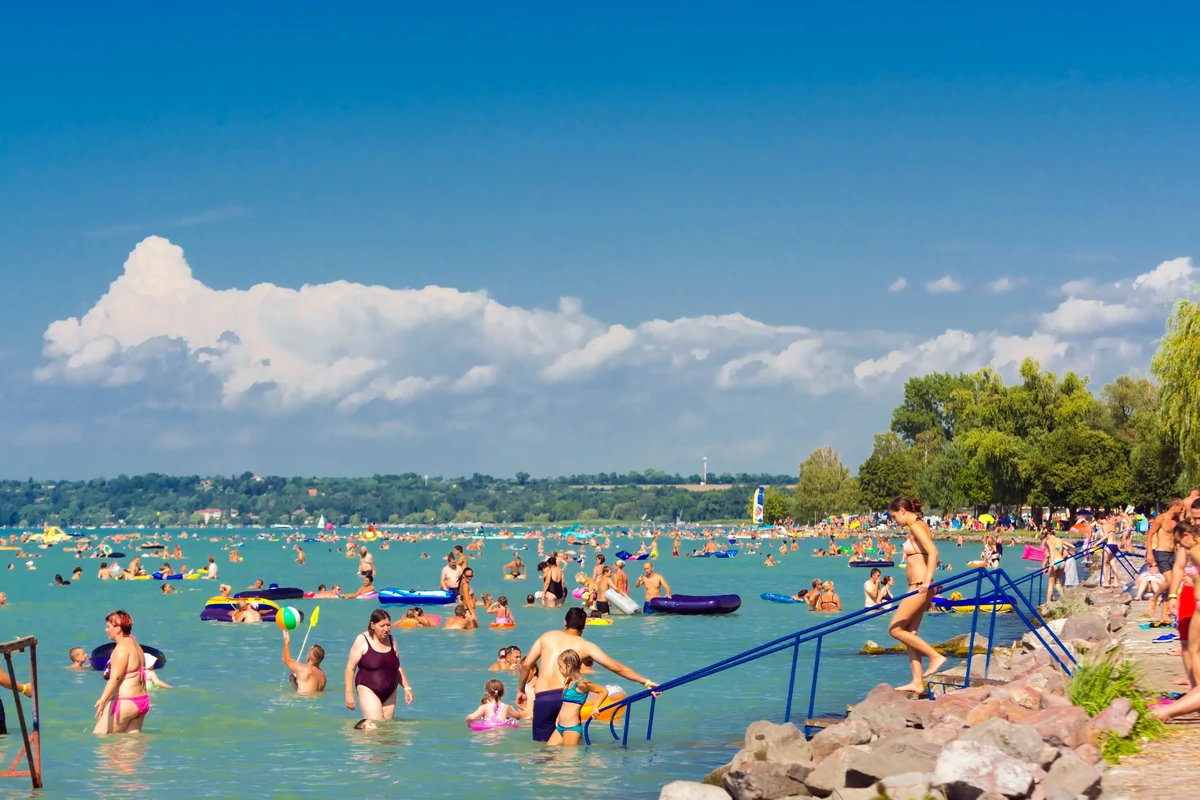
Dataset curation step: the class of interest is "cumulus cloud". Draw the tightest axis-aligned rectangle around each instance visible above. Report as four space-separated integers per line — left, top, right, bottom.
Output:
33 238 1198 425
925 276 963 294
888 278 908 293
986 277 1018 293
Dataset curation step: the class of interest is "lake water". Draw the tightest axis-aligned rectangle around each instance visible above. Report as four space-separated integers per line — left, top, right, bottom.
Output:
0 532 1038 799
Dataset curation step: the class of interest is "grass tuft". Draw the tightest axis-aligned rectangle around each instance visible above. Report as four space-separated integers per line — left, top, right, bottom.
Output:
1068 645 1165 763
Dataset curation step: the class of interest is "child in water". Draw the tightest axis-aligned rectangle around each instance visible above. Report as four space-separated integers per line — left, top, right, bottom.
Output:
547 650 608 746
465 679 521 727
487 596 514 626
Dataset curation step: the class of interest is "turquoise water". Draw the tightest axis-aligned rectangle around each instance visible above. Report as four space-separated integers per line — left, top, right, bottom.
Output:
0 533 1036 799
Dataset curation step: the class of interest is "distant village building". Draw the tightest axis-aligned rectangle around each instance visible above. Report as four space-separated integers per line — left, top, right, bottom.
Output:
198 508 223 523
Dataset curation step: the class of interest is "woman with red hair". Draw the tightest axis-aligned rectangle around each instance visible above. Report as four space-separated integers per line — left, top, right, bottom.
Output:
93 610 150 733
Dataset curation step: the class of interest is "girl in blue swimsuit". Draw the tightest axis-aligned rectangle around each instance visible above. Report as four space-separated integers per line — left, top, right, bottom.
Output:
548 649 608 746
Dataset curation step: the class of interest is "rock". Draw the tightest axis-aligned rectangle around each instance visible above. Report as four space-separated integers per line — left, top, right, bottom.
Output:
1086 696 1137 741
661 781 733 800
809 719 872 762
961 718 1059 769
1042 750 1102 799
1060 613 1108 643
932 740 1035 800
845 730 941 783
743 721 804 758
726 722 811 772
803 745 871 797
878 772 937 800
722 763 813 800
1042 787 1074 800
1020 619 1067 651
847 685 929 735
1072 743 1101 766
937 633 991 657
1027 705 1090 749
924 721 965 744
1107 613 1126 633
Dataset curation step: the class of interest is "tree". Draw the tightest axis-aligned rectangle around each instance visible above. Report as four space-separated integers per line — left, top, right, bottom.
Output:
1025 427 1129 510
1127 414 1183 507
1152 298 1200 486
857 433 918 511
794 446 856 523
761 487 793 525
1101 375 1158 439
890 372 973 443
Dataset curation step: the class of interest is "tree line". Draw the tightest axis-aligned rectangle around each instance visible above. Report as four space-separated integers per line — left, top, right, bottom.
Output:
0 470 792 528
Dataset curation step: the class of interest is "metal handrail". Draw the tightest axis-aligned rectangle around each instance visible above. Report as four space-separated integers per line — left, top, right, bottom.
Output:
583 564 1081 746
1008 540 1143 608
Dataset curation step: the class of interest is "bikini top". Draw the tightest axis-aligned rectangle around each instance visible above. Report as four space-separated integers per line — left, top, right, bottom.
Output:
562 680 588 705
903 537 920 558
1186 564 1199 578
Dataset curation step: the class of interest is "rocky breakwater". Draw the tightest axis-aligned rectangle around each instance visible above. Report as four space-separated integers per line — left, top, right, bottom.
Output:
659 586 1140 800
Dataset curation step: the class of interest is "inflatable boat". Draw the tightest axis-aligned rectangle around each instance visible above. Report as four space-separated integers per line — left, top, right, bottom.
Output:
200 597 286 622
233 585 305 601
760 592 802 604
378 588 457 606
930 594 1014 614
644 594 741 615
604 589 640 615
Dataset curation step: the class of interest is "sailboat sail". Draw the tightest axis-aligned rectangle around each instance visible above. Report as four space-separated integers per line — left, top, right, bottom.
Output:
752 486 765 525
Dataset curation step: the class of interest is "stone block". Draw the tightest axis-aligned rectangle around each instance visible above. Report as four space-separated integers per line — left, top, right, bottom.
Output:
803 745 871 798
878 772 936 800
1073 743 1102 766
723 763 814 800
809 719 872 763
845 731 940 783
960 718 1059 769
1085 696 1136 740
661 781 734 800
932 740 1035 800
1042 750 1102 800
1061 613 1108 643
1027 704 1090 749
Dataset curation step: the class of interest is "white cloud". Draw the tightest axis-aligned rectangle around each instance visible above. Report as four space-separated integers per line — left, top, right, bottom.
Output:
925 276 963 294
717 338 841 391
541 325 637 382
853 330 978 381
1038 298 1139 335
888 278 908 293
452 365 499 393
986 277 1018 293
991 333 1068 367
1129 256 1196 301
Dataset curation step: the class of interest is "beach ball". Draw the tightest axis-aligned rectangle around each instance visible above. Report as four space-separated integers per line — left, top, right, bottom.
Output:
276 606 302 631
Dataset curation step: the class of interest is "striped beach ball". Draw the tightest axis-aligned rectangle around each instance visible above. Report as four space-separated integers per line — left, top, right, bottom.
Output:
276 606 302 631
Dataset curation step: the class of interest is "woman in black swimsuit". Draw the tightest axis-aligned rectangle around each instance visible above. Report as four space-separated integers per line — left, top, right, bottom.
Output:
542 556 566 607
344 609 414 720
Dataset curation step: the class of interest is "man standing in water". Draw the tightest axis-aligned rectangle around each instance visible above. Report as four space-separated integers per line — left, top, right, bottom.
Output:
517 607 657 742
634 561 671 601
357 546 375 585
281 630 327 693
863 568 882 608
440 553 461 592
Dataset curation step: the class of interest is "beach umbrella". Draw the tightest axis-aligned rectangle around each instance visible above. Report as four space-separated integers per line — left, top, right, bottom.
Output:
978 514 996 525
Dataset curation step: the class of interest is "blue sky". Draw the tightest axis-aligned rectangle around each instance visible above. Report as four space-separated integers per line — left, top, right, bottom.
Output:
2 4 1198 479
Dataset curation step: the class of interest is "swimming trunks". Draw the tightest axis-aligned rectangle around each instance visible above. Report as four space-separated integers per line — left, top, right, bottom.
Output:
595 601 610 615
532 692 564 742
354 634 400 702
1153 550 1177 573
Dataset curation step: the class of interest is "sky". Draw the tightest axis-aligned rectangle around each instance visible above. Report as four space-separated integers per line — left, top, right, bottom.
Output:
1 3 1198 480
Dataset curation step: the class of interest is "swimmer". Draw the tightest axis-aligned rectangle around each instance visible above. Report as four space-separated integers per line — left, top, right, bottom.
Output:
488 596 515 627
69 647 89 669
248 579 264 590
219 584 232 598
764 555 776 567
344 609 414 721
525 594 537 606
93 610 150 734
205 556 219 580
282 629 327 693
230 599 262 624
342 574 375 599
72 567 83 581
444 604 476 630
312 584 342 599
295 545 306 565
53 573 71 586
489 646 522 672
465 678 521 727
161 584 175 595
546 649 607 746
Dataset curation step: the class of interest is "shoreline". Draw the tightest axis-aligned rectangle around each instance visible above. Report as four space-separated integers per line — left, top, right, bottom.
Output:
661 553 1178 800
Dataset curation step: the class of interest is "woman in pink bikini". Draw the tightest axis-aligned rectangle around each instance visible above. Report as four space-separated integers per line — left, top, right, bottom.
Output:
93 610 150 734
886 497 946 694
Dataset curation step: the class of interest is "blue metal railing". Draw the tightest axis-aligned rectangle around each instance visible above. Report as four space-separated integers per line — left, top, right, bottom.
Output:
1008 540 1143 609
584 564 1088 746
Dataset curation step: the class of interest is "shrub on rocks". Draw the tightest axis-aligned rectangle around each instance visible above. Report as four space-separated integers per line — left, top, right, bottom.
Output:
1067 646 1164 762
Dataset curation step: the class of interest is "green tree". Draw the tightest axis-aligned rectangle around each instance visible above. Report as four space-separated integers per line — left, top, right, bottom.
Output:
1101 375 1158 440
1152 298 1200 485
890 372 973 443
857 433 918 510
1025 427 1129 510
794 446 856 523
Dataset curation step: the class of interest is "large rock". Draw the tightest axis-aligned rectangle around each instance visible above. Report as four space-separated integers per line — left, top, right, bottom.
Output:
661 781 733 800
1060 613 1107 643
1073 743 1102 766
1086 696 1137 740
847 685 932 735
722 721 813 775
878 772 939 800
803 745 871 797
932 740 1035 800
1026 705 1090 749
844 730 941 783
722 762 813 800
1042 750 1102 800
1020 619 1066 651
809 719 872 762
961 718 1058 769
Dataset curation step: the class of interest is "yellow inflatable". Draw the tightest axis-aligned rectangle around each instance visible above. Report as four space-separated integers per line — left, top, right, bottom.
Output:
585 618 613 626
582 689 626 723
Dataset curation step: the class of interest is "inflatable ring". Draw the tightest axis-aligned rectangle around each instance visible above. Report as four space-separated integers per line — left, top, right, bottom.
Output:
490 622 515 629
966 560 986 568
585 618 612 626
582 689 626 722
468 718 519 731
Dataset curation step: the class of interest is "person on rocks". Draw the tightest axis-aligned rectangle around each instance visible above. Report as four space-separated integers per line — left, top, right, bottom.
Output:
1156 520 1200 722
886 497 945 693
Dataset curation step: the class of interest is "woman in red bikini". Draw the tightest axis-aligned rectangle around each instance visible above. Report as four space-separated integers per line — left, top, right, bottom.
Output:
93 610 150 734
1156 520 1200 721
886 497 946 694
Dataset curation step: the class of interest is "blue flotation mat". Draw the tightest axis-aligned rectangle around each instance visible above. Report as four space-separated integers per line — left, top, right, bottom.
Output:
152 572 184 580
615 551 650 561
378 588 457 606
644 594 741 615
233 584 305 601
713 549 738 558
760 593 801 604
